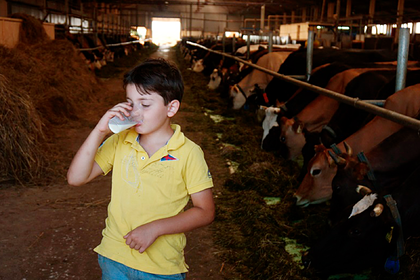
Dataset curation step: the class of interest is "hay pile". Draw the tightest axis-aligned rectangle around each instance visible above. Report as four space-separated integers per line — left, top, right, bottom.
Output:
11 13 50 45
0 75 45 183
0 14 102 184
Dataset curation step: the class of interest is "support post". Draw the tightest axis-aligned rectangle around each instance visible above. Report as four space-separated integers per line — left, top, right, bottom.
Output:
260 5 265 32
189 3 192 37
222 28 226 53
306 30 314 81
395 28 409 92
232 34 236 54
246 33 251 59
395 0 405 44
268 30 273 53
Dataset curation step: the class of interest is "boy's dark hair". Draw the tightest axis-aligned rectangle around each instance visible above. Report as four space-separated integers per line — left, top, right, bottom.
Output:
123 58 184 104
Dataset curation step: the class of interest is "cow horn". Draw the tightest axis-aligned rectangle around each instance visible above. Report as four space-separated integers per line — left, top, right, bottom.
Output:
343 142 352 156
259 106 281 114
356 185 373 195
371 203 384 217
327 150 346 165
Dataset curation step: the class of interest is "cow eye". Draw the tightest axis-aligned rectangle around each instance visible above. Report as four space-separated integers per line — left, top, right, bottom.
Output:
280 136 286 142
349 228 361 237
311 169 321 176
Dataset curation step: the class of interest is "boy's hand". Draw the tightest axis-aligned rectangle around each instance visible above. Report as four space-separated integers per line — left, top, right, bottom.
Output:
95 102 133 134
124 223 159 253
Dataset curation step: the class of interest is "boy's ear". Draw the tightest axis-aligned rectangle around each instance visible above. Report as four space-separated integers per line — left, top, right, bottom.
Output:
167 100 180 117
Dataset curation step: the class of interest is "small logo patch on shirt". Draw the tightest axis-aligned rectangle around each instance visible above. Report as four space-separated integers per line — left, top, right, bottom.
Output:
160 154 178 161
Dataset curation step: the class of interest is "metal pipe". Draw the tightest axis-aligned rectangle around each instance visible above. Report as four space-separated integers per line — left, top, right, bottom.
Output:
189 3 192 37
78 39 141 51
395 28 410 92
222 29 226 53
260 5 265 32
232 34 236 54
268 31 273 53
186 40 420 131
246 33 251 59
306 30 314 81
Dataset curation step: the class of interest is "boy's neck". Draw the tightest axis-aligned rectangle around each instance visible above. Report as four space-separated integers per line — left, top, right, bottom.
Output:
138 124 175 157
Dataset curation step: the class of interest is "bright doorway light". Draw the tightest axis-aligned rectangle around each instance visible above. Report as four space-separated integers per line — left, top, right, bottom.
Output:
152 18 181 47
225 31 240 38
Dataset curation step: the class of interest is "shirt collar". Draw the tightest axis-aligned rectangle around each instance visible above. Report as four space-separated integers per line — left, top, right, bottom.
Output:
122 124 185 152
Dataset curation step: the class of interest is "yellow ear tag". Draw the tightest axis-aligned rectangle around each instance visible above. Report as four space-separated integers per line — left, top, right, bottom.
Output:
296 124 303 134
385 226 394 243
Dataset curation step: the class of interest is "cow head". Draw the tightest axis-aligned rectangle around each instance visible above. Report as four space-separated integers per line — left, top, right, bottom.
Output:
279 116 306 160
302 197 395 275
295 145 338 207
191 58 204 72
261 107 282 148
207 68 222 90
329 150 374 224
229 84 248 109
261 114 305 159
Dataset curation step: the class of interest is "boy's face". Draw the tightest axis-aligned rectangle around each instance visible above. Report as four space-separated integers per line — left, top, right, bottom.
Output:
126 84 177 135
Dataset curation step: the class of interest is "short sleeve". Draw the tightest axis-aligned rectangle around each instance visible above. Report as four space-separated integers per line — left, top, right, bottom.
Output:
183 145 213 194
94 134 119 175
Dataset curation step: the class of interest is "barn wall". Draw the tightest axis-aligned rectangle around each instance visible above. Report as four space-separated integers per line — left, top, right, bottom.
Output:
0 0 8 17
0 17 20 48
279 22 310 41
0 17 55 48
127 4 242 38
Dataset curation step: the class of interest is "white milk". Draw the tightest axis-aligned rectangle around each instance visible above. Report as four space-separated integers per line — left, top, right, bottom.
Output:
108 115 137 134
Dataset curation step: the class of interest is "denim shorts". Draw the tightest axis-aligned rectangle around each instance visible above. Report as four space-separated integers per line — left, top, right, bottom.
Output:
98 255 187 280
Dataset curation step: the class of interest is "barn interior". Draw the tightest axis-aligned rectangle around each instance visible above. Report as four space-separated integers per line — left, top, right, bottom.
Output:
1 0 420 280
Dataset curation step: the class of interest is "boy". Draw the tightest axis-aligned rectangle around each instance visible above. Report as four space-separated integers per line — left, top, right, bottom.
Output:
67 58 215 279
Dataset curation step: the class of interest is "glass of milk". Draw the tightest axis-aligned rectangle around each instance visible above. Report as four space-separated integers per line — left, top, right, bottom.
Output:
108 114 137 134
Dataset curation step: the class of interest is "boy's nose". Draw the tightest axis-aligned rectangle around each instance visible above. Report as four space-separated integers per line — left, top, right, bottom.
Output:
130 108 141 117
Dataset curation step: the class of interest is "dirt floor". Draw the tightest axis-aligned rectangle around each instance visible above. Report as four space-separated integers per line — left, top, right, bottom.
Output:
0 47 237 280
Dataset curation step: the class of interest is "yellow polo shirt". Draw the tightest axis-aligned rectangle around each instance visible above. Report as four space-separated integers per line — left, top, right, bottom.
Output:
93 124 213 275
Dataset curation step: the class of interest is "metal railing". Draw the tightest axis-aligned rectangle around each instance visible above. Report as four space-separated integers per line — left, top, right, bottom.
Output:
186 29 420 132
77 40 141 51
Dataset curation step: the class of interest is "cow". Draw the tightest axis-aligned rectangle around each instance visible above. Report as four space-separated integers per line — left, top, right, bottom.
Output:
234 44 300 56
328 120 420 225
181 38 215 65
261 63 356 152
260 63 410 154
302 164 420 275
264 68 396 161
263 48 398 106
229 51 293 109
302 70 398 161
191 39 246 75
295 82 420 207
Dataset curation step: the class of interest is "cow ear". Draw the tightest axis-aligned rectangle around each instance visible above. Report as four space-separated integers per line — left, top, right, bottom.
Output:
385 226 394 243
292 120 304 134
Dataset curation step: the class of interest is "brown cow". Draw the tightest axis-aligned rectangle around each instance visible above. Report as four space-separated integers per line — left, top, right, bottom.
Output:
229 51 292 109
277 68 381 160
295 83 420 207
